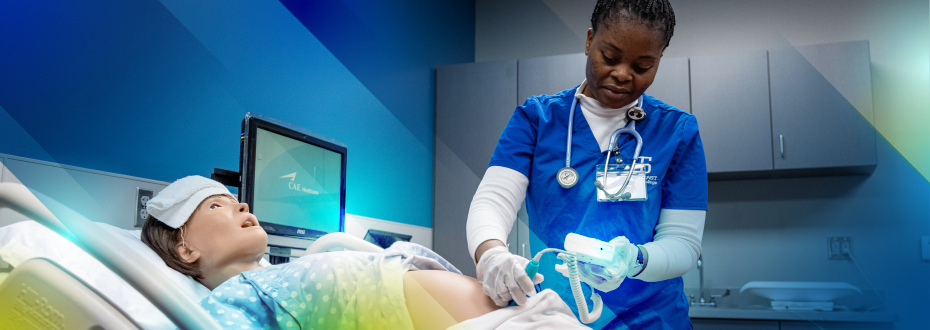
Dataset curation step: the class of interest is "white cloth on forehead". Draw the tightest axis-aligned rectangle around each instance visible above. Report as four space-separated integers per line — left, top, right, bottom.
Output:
146 175 235 228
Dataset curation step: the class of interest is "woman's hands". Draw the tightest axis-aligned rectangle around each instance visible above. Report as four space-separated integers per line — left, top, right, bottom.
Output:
476 246 545 306
609 236 643 279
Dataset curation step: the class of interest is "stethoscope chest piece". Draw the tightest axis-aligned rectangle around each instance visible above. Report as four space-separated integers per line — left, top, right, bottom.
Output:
558 94 644 191
627 107 646 122
557 166 579 189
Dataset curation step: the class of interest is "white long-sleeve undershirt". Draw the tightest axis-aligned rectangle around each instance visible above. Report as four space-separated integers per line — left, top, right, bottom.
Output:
466 167 705 282
575 80 633 152
465 80 705 282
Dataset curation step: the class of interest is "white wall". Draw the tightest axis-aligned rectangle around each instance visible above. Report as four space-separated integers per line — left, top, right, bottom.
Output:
0 154 169 230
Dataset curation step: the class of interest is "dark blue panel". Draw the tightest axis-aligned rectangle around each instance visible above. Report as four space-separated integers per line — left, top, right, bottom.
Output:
0 0 474 228
0 0 237 182
279 0 475 148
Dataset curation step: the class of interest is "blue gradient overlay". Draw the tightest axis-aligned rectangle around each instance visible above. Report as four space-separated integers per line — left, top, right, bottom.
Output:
0 0 474 228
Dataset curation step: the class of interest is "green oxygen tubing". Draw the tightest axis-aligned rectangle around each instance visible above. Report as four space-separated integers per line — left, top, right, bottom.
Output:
521 248 603 324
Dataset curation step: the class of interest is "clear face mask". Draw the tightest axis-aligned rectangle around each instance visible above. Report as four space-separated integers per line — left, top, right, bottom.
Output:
575 259 627 293
555 233 634 293
528 234 637 324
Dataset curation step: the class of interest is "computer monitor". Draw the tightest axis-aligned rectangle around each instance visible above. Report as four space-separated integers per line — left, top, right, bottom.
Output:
239 113 347 240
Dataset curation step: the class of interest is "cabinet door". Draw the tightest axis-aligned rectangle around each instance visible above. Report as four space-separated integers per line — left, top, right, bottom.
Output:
518 53 586 102
649 56 691 113
434 60 518 276
690 51 773 173
518 54 691 113
769 41 876 170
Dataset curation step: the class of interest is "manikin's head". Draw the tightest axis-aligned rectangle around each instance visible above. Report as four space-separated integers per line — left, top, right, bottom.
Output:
584 0 676 108
141 176 267 286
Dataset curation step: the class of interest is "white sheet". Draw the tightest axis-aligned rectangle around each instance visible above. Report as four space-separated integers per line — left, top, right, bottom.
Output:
448 289 591 330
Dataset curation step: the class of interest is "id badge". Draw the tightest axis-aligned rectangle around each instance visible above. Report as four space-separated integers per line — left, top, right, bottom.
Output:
595 163 648 202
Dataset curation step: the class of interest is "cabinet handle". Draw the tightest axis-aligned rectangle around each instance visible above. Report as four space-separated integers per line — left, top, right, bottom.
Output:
780 135 784 158
521 244 526 258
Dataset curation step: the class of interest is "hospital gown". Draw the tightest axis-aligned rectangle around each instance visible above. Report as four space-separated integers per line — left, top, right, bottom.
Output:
200 243 460 330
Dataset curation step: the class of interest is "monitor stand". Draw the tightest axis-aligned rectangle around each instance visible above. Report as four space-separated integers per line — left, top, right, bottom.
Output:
211 168 240 187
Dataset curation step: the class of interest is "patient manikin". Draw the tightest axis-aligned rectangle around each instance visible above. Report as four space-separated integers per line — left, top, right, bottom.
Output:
140 176 516 330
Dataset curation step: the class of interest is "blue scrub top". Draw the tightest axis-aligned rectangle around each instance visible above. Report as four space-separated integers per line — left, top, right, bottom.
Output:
489 86 708 329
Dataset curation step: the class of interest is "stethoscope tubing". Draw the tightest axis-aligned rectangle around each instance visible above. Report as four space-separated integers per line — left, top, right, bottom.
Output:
598 120 642 199
565 96 578 168
564 94 645 199
564 95 644 169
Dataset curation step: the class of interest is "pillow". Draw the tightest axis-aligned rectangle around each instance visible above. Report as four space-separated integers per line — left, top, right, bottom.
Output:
0 221 272 329
95 222 214 302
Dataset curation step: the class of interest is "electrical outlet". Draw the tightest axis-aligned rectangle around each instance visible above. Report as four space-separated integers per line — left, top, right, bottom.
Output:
135 188 154 228
828 237 852 260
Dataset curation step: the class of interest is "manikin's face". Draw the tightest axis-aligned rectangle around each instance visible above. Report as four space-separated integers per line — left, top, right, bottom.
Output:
584 20 665 108
183 196 267 270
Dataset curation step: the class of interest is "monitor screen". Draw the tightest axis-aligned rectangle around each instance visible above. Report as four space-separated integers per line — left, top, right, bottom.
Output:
240 114 346 239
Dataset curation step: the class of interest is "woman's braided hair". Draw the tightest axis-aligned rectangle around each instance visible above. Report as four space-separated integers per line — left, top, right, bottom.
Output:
591 0 676 49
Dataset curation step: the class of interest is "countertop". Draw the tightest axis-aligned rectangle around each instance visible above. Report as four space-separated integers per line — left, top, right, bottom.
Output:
689 306 898 323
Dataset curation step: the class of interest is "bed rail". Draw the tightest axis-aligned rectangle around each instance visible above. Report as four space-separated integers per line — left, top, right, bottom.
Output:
0 182 223 330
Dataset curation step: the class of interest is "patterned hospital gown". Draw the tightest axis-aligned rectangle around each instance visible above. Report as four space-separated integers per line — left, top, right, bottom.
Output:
200 243 460 330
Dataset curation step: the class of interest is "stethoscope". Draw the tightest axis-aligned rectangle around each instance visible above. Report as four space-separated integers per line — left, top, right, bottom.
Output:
556 95 646 200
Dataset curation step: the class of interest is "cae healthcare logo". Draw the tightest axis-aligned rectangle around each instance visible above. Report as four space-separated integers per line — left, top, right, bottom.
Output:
280 172 320 195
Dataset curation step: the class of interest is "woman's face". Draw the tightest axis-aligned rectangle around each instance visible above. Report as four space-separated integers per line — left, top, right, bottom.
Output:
584 20 665 108
184 196 267 268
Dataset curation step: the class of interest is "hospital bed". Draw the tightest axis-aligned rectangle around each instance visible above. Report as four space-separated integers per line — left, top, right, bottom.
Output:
0 182 382 329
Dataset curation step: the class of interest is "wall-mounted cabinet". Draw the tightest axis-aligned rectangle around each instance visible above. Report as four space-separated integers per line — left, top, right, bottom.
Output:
769 41 876 175
648 56 691 113
693 41 875 180
691 50 773 174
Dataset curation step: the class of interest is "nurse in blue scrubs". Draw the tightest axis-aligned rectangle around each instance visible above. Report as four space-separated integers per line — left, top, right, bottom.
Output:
466 0 707 328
